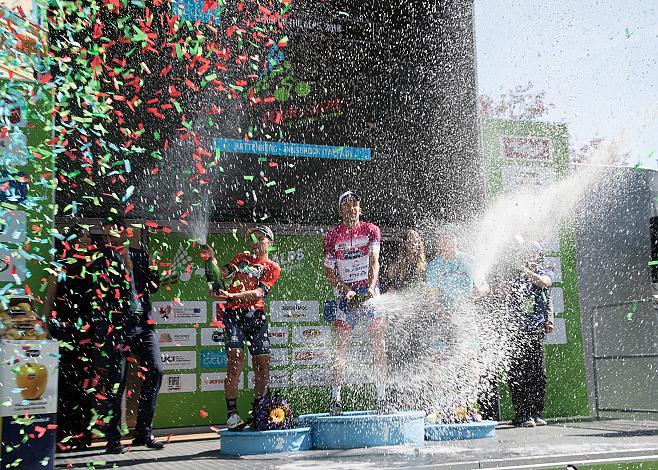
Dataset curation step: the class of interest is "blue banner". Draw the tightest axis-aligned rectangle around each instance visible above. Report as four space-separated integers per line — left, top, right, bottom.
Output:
214 138 371 161
171 0 221 25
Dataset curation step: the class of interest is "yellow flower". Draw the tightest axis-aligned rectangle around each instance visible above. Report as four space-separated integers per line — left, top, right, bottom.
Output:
269 407 286 423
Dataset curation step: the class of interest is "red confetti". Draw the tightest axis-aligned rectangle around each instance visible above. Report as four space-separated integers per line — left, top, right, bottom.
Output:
199 410 209 418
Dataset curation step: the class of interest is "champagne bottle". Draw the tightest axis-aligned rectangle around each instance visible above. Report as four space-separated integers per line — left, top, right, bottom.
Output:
202 246 225 295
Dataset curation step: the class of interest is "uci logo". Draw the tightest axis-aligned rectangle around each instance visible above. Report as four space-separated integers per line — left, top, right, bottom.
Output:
161 354 177 363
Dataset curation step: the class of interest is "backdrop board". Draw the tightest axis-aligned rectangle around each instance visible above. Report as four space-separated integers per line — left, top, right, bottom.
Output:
481 118 589 419
149 231 352 428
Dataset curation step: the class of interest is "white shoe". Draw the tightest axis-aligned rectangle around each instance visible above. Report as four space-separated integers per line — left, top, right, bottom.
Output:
521 418 536 427
227 412 245 431
533 416 547 426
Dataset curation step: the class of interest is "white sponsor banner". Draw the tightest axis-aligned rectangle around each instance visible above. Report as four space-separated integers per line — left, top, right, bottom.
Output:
270 300 320 323
201 372 226 392
156 328 197 347
551 287 565 314
0 210 27 243
200 372 247 391
292 368 331 388
292 325 332 345
201 327 225 347
160 373 196 393
291 348 330 366
544 317 567 345
248 370 289 389
248 348 289 369
267 326 289 345
152 300 207 325
160 350 197 371
0 340 59 416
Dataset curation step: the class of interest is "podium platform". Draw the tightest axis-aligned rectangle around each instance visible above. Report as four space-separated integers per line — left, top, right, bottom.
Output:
298 410 426 449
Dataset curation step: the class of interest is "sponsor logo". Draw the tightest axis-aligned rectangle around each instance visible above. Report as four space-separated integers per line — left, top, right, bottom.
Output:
200 349 228 369
302 328 321 338
25 349 40 358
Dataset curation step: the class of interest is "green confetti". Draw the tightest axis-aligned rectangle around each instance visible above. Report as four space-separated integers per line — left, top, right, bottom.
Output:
626 302 638 321
284 187 296 194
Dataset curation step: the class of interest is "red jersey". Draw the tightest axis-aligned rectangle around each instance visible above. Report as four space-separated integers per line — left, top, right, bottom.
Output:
225 252 281 310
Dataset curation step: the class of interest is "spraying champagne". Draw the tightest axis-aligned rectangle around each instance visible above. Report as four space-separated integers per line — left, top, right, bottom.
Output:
201 244 226 296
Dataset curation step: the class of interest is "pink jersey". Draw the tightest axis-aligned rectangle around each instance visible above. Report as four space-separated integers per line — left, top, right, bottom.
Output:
323 221 381 289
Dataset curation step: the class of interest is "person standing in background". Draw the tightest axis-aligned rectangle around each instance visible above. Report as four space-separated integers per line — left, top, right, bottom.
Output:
44 225 100 452
386 229 427 291
505 240 554 428
99 217 165 453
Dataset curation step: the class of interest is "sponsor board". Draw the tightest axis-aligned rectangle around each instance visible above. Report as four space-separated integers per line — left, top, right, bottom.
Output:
201 327 225 347
152 300 207 324
292 325 332 345
551 287 565 313
160 373 196 393
157 328 197 347
248 348 289 369
248 370 289 389
160 350 197 370
200 372 227 392
291 348 330 366
267 326 289 345
0 210 27 243
270 300 320 323
200 349 228 369
200 372 246 392
291 368 331 387
0 340 59 416
501 135 552 161
544 317 567 345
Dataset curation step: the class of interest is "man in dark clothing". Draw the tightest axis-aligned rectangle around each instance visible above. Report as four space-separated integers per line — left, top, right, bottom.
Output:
505 241 554 428
100 217 165 454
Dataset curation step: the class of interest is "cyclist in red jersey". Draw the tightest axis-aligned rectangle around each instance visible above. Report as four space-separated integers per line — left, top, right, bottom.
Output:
324 191 389 414
201 226 281 430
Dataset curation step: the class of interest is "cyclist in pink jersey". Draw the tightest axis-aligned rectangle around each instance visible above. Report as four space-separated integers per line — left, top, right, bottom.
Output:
324 191 389 415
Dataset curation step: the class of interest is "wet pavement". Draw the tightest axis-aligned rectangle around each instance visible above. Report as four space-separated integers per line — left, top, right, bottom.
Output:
54 419 658 469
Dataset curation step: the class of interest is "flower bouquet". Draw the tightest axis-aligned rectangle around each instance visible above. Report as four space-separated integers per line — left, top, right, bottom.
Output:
426 399 482 425
253 395 295 431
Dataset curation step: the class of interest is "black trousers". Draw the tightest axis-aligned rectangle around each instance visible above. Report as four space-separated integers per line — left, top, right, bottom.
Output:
506 329 546 421
98 319 164 443
56 346 95 447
